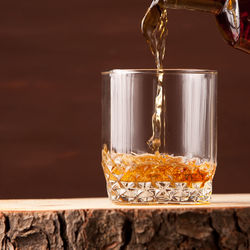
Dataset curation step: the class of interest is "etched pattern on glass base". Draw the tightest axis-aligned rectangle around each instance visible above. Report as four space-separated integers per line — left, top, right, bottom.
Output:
106 179 212 204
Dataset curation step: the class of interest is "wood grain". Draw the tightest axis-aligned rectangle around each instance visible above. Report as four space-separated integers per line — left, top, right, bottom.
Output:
0 195 249 249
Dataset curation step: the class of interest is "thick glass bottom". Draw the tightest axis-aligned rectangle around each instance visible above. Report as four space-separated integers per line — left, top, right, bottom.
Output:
106 180 212 204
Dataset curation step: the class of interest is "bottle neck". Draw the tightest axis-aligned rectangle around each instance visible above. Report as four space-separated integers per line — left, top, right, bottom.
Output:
162 0 225 14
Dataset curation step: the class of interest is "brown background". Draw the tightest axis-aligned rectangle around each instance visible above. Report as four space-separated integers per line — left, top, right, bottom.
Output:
0 0 249 198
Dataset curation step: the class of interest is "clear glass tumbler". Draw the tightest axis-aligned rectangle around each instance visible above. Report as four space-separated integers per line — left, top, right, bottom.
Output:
101 69 217 204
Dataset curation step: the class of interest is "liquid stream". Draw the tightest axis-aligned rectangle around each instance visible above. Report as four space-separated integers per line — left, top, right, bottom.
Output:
141 0 168 152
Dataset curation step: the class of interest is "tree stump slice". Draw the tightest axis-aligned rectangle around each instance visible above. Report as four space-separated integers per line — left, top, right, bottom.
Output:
0 194 249 249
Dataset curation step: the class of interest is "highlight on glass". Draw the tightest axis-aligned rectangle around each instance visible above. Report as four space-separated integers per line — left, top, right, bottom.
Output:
101 69 217 204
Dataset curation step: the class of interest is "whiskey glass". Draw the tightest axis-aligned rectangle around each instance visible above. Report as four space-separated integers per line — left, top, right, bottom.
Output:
101 69 217 204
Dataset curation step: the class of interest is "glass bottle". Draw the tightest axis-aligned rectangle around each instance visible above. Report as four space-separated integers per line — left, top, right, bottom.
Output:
162 0 250 53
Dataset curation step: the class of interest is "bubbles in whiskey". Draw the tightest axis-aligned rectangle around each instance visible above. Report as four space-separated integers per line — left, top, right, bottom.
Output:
102 145 216 188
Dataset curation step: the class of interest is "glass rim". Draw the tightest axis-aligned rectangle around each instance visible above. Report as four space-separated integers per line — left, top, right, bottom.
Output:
101 69 218 75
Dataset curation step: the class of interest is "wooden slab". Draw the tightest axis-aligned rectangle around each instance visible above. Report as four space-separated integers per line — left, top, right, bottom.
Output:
0 194 250 211
0 194 249 249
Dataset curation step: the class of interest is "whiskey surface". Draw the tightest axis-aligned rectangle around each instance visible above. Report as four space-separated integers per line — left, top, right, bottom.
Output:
102 146 216 188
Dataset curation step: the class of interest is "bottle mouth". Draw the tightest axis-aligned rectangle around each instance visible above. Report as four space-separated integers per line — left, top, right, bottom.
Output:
101 69 218 75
